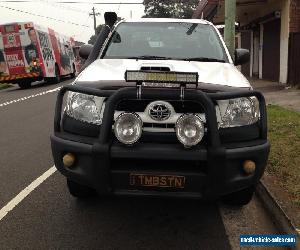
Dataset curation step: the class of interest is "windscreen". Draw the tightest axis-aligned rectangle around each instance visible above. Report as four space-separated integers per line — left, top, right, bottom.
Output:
102 22 228 62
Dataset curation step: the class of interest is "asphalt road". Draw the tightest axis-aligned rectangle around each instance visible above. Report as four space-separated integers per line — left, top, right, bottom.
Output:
0 79 283 250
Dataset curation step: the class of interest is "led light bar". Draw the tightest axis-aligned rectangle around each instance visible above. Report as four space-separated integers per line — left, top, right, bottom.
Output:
125 70 198 84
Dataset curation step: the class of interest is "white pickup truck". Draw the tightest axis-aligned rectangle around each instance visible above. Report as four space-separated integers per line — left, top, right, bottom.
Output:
51 13 270 206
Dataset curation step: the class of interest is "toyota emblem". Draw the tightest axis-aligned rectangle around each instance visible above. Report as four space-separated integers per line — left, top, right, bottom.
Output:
148 102 171 121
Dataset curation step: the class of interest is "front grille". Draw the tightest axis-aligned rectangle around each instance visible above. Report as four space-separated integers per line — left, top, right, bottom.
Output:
143 123 175 129
140 66 170 71
116 99 204 113
111 158 208 174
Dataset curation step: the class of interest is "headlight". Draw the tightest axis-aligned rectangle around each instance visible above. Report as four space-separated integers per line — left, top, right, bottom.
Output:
175 114 204 148
114 112 142 145
65 92 104 125
218 97 259 128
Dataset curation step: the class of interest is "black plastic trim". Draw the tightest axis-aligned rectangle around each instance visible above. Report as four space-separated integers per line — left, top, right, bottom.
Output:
219 123 260 143
62 114 100 137
110 143 207 161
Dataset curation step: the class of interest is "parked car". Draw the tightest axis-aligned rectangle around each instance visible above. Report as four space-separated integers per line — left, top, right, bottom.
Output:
51 13 270 206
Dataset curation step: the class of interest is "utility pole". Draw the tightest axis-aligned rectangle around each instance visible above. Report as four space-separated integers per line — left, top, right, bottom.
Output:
89 7 100 35
224 0 236 58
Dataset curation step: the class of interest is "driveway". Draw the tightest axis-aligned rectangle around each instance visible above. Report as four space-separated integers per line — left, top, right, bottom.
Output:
251 78 300 112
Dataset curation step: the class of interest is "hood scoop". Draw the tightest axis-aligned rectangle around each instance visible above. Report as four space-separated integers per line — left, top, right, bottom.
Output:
140 66 170 72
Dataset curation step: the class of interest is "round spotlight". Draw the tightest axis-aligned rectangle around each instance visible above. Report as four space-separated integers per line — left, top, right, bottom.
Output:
176 114 204 147
114 112 142 145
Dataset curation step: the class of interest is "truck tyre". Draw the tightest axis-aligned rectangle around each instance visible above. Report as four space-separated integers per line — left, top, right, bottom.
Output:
44 78 52 84
67 179 96 198
53 65 61 84
18 81 31 89
222 186 255 206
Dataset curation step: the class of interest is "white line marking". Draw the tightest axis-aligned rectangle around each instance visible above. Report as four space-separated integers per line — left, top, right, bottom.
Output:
0 166 57 221
0 87 61 108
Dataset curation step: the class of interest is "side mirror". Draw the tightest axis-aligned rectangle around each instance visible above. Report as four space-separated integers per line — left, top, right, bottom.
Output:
234 48 250 66
79 44 93 60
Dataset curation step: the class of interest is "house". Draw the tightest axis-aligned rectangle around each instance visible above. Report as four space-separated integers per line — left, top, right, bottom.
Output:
193 0 300 86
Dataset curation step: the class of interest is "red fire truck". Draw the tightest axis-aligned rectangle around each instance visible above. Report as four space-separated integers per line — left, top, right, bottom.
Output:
0 22 79 88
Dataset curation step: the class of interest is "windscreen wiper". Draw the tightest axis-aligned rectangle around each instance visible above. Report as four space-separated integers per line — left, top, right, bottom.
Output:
186 23 198 35
182 57 225 63
127 55 173 60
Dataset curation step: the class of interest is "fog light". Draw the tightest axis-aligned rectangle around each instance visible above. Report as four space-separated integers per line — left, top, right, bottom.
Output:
63 153 75 167
175 114 204 147
243 160 256 174
114 112 142 145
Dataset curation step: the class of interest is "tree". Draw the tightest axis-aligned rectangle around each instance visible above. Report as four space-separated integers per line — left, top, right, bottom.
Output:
88 24 105 45
143 0 199 19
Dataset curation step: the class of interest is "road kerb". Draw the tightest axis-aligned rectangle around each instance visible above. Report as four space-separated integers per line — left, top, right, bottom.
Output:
256 181 300 249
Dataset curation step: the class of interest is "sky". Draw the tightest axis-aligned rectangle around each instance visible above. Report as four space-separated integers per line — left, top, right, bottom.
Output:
0 0 145 43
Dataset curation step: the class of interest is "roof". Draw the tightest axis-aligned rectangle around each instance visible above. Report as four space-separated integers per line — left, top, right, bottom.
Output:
0 21 33 26
192 0 219 21
121 18 212 25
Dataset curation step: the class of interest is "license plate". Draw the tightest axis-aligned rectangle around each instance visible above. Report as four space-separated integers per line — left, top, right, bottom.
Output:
130 174 185 188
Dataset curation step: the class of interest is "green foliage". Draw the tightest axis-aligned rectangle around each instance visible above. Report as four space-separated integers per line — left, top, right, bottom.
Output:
267 105 300 204
88 24 105 45
143 0 199 18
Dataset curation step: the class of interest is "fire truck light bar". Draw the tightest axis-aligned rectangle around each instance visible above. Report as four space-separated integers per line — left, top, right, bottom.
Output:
125 70 198 84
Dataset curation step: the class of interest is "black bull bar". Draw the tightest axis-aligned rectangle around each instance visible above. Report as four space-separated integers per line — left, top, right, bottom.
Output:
53 84 268 198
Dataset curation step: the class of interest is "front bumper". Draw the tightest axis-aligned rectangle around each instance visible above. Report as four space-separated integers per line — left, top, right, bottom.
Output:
51 85 270 199
0 72 42 84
